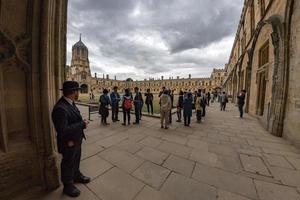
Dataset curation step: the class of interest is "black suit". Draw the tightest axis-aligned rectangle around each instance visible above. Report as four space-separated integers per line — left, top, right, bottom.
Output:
52 97 86 185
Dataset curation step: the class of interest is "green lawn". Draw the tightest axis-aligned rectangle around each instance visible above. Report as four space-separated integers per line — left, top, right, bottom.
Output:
78 93 178 114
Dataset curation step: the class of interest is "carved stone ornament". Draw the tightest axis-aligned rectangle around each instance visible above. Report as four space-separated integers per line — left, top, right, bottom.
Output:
0 28 30 71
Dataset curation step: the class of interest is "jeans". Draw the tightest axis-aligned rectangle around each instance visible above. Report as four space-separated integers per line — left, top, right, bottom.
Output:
146 102 153 114
123 108 131 124
134 104 141 123
177 108 182 121
184 115 191 126
220 102 226 111
196 110 202 122
111 104 119 121
238 104 244 118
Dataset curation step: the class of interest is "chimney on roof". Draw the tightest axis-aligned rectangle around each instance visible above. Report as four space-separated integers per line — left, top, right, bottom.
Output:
95 73 97 78
161 76 164 80
106 74 109 79
189 74 191 79
114 75 116 80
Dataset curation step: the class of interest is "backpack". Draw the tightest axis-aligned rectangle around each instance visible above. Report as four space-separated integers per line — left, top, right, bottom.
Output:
124 98 132 110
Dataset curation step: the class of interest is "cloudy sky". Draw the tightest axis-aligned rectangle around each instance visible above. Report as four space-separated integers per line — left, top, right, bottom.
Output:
67 0 244 81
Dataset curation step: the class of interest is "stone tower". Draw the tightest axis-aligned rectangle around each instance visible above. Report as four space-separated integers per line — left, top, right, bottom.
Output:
70 34 91 77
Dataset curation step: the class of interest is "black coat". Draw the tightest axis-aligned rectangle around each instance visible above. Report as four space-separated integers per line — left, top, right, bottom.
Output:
52 97 86 153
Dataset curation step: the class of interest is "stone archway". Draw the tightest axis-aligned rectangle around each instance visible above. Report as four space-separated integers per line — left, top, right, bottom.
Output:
0 0 67 197
247 14 287 137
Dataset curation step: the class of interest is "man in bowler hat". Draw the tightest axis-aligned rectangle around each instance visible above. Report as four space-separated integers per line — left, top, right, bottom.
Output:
52 81 91 197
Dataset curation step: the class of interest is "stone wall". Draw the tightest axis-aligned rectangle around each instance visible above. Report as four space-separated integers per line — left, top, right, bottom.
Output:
0 0 67 198
284 0 300 148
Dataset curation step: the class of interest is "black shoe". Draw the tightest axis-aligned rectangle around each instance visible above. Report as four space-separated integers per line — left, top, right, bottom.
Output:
161 125 164 129
63 184 81 197
122 123 126 126
176 120 181 122
165 127 169 129
133 122 139 125
74 175 91 184
116 119 120 121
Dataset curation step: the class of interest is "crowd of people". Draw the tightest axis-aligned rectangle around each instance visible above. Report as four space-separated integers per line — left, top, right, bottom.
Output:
97 86 226 128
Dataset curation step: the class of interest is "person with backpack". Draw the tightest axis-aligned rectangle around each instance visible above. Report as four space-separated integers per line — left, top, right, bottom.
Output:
176 90 184 122
133 87 143 124
110 86 121 122
99 89 111 126
160 90 172 129
183 92 193 127
195 92 203 123
145 89 154 115
201 90 207 118
220 92 228 111
122 88 133 126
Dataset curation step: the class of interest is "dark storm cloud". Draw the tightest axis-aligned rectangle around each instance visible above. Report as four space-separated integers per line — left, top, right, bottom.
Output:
67 0 243 80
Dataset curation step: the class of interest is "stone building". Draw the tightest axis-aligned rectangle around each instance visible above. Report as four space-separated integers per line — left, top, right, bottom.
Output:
67 38 226 94
223 0 300 147
0 0 299 198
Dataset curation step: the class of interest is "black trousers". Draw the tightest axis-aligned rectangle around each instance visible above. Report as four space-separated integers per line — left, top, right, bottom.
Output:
112 104 119 121
61 145 82 185
123 108 131 124
202 106 206 117
134 104 140 123
238 104 244 118
196 110 202 122
220 102 226 111
146 102 153 114
184 115 191 126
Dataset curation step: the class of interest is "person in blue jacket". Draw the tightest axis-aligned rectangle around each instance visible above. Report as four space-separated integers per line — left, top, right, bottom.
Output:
183 92 193 126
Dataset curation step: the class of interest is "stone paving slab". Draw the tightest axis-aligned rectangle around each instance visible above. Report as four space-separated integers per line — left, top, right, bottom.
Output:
163 155 195 177
240 154 272 176
29 103 300 200
99 148 144 173
132 161 171 189
192 163 258 199
161 172 217 200
136 146 169 165
88 167 144 200
254 180 300 200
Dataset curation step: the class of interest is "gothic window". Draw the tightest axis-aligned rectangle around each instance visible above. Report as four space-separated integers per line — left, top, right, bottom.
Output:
259 41 269 68
81 74 86 80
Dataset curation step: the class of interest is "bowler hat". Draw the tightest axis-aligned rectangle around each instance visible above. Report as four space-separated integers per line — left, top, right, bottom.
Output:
60 81 81 92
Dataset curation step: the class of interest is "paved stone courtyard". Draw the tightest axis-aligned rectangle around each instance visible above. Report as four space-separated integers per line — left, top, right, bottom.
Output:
33 103 300 200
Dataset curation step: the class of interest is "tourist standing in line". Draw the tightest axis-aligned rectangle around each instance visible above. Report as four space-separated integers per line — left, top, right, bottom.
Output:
168 90 173 124
220 92 228 111
176 90 184 122
110 86 120 122
206 92 211 106
195 92 203 123
183 92 193 126
200 90 207 118
99 89 111 125
193 91 197 110
122 88 133 126
145 89 154 115
170 90 175 108
160 90 172 129
133 87 143 124
52 81 91 197
237 90 246 118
